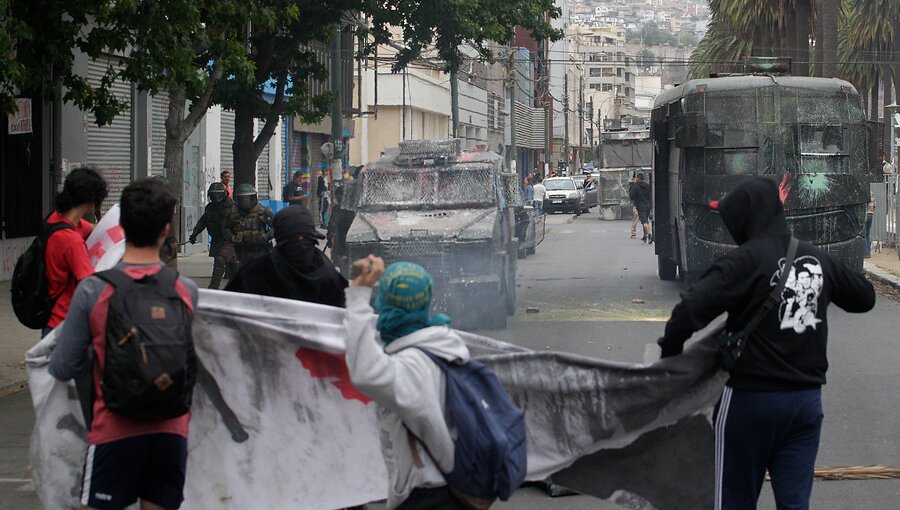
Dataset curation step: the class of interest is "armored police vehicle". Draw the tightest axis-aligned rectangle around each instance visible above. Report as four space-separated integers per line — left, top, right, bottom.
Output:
342 139 520 330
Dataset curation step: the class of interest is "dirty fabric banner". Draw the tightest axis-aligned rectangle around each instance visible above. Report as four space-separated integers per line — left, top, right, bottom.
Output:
27 289 727 510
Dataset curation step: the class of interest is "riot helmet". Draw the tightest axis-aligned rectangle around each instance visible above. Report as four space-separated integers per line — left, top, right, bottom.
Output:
235 183 258 211
208 182 227 204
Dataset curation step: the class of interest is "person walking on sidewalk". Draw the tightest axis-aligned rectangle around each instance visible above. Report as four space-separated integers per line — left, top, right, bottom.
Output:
532 177 546 218
628 172 652 243
42 167 108 337
657 176 875 510
49 179 199 510
865 192 875 258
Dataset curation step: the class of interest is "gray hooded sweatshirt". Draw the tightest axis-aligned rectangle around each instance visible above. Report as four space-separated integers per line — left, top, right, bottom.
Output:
343 286 470 509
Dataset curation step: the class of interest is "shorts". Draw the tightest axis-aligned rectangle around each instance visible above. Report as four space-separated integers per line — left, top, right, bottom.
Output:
638 209 650 224
81 433 188 509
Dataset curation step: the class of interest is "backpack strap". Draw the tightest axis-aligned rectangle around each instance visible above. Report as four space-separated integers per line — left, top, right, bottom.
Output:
96 266 180 292
42 220 75 241
95 269 137 291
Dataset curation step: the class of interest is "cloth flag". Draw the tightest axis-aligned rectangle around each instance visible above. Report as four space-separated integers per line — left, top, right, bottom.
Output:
26 210 728 510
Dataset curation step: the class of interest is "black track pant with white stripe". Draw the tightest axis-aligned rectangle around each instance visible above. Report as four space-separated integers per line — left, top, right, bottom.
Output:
714 387 823 510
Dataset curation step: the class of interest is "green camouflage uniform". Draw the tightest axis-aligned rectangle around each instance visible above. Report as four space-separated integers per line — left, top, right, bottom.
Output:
225 203 273 266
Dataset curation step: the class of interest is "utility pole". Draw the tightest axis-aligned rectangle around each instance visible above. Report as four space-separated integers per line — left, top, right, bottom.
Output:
451 69 460 138
564 72 569 175
578 77 584 171
588 97 594 148
329 23 343 221
508 50 518 175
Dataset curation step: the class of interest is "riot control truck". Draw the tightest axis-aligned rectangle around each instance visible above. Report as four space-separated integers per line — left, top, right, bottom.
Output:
341 139 521 330
651 74 877 282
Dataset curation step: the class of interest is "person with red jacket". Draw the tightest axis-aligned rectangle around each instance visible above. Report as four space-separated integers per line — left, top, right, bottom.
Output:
43 167 108 336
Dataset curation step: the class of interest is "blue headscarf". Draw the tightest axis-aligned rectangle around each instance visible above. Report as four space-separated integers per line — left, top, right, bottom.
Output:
375 262 451 344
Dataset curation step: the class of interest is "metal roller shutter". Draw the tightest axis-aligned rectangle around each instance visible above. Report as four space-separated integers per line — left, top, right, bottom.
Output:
150 93 169 177
257 131 272 199
86 57 133 213
220 109 235 177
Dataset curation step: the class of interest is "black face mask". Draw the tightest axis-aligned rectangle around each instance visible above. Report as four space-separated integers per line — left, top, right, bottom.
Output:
209 191 226 204
238 196 258 210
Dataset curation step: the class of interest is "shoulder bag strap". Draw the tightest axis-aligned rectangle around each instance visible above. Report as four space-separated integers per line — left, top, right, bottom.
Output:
740 237 800 336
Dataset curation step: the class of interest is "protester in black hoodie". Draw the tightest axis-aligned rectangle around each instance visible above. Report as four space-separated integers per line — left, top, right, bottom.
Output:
226 206 347 307
658 176 874 510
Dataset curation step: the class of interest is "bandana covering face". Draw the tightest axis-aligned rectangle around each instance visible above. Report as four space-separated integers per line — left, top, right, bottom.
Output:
375 262 451 344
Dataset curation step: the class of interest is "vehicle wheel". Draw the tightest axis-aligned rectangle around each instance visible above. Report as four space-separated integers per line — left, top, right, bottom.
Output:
481 295 508 330
658 255 678 281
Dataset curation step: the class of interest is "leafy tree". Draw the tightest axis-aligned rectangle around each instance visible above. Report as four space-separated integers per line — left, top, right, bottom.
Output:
678 32 698 48
221 0 563 187
2 0 562 240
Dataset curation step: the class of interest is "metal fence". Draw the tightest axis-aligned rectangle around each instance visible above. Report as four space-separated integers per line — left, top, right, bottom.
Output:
869 174 898 253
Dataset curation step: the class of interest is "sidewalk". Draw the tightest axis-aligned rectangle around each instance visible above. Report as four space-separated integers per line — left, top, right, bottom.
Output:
865 245 900 292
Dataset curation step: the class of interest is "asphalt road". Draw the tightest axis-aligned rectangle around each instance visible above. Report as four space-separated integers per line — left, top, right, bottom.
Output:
2 213 899 509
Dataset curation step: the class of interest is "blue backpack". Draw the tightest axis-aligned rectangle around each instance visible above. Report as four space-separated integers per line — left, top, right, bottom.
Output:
414 348 527 508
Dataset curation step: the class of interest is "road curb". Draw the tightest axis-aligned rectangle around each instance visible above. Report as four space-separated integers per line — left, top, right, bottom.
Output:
864 262 900 292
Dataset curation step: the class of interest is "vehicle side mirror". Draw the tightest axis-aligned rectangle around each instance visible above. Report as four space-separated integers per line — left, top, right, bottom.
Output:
500 173 524 207
675 113 707 148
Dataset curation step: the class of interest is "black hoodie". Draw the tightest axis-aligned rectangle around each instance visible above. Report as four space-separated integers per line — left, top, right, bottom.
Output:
659 176 875 391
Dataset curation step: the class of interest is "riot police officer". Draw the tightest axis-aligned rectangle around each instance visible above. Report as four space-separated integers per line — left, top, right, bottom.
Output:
190 182 238 289
225 183 274 266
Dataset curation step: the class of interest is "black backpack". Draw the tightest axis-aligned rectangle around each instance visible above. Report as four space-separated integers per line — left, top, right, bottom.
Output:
10 221 76 329
95 268 197 421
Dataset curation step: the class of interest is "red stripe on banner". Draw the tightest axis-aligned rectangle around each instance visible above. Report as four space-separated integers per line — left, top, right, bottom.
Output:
295 348 372 404
88 243 106 261
105 225 125 244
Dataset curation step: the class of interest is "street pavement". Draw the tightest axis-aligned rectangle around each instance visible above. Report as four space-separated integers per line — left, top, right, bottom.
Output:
2 211 899 509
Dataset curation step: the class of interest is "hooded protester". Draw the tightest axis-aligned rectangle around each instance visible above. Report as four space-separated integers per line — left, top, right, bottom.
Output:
225 206 346 306
657 176 875 510
344 258 470 510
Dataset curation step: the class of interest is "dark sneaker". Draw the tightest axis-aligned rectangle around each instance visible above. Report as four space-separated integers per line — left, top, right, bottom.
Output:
648 234 654 244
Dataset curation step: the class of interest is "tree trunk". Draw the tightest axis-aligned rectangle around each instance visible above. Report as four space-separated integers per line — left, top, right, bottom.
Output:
781 9 793 61
794 0 811 76
862 88 869 113
895 27 900 106
233 98 257 187
871 81 879 120
814 0 825 76
884 70 892 152
821 0 839 78
163 88 188 254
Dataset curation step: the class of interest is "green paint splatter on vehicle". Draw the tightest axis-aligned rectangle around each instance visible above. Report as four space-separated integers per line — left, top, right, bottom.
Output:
798 172 831 204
